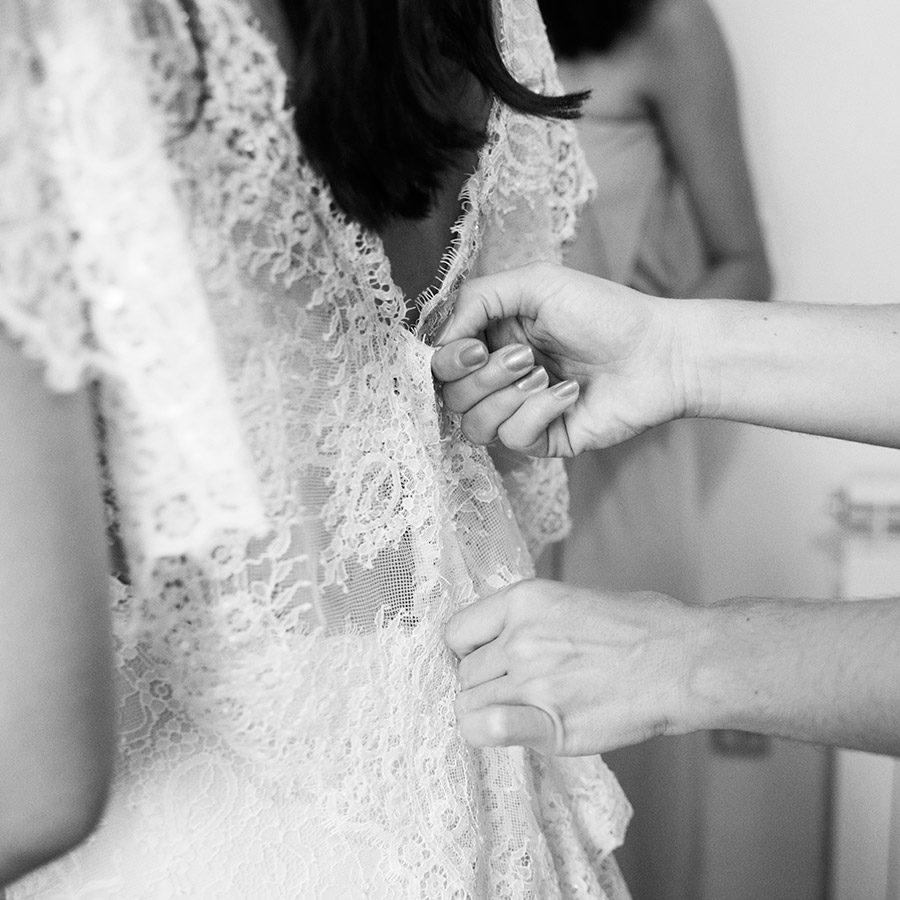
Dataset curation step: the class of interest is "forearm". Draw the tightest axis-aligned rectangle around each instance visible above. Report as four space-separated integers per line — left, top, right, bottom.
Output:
685 596 900 754
678 299 900 447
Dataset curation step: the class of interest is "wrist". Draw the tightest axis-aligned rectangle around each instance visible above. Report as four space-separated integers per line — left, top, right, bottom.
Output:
671 298 830 429
652 596 723 738
671 298 738 421
681 600 751 733
685 597 795 736
651 297 713 421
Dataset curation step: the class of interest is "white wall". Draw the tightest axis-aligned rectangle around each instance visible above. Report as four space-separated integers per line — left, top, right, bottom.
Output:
701 0 900 602
692 4 900 898
713 0 900 308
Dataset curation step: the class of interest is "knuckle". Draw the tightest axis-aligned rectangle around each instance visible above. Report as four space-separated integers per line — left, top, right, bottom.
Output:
442 385 468 414
461 411 497 446
526 260 551 280
468 364 493 391
496 421 529 454
482 708 510 745
521 675 555 710
504 583 537 621
503 628 540 666
443 620 460 655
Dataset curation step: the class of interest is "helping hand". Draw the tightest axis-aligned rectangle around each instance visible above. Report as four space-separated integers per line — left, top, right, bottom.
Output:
432 263 695 456
445 579 701 756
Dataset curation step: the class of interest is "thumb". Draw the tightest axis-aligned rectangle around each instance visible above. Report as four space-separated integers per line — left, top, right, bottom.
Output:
436 265 549 345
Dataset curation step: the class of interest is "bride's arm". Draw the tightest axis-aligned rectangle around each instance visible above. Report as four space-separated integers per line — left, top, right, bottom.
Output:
0 339 115 887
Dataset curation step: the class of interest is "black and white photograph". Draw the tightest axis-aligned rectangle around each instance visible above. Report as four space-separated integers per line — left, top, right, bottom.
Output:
1 0 898 897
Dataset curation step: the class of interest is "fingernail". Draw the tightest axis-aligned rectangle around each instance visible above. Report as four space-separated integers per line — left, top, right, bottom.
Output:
551 379 579 399
459 342 488 367
516 366 549 392
501 344 533 372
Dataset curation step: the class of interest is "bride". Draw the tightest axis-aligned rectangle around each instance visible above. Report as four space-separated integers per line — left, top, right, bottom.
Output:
1 0 630 895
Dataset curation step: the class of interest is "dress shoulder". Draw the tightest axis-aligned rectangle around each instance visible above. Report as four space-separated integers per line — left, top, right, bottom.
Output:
0 5 94 392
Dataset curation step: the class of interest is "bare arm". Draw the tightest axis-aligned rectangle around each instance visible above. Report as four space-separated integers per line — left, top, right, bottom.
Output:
445 580 900 756
692 594 900 754
638 0 771 301
433 264 900 756
0 338 114 886
686 297 900 447
432 264 900 453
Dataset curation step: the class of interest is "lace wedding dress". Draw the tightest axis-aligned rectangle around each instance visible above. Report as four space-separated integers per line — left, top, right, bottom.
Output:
2 0 631 896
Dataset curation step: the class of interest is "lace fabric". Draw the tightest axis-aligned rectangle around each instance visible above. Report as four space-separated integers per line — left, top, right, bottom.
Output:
3 0 631 896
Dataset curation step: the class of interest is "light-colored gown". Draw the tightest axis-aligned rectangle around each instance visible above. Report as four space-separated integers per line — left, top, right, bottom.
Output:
1 2 631 897
554 56 711 900
555 56 707 607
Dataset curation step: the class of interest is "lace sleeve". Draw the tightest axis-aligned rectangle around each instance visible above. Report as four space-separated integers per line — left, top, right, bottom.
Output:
0 0 267 582
0 1 94 391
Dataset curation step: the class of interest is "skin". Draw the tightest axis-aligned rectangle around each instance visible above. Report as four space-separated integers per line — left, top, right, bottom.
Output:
444 580 900 758
431 261 900 757
251 0 493 314
0 341 114 887
445 0 774 449
246 0 492 309
433 263 900 453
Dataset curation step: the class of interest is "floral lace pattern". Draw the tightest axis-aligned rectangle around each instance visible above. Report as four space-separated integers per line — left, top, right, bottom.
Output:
4 0 631 897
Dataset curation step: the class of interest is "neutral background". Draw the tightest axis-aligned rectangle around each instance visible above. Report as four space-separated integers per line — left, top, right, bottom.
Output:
705 0 900 604
665 1 900 898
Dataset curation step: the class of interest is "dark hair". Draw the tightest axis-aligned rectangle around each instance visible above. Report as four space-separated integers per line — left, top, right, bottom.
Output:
177 0 586 231
537 0 656 57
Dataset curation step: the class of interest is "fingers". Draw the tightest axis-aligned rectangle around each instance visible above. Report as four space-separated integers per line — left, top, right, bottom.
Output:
455 702 558 754
431 338 488 382
444 592 511 658
434 336 580 450
455 674 559 752
431 339 489 383
464 367 556 445
494 380 580 455
457 640 507 690
441 344 535 413
436 264 554 344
